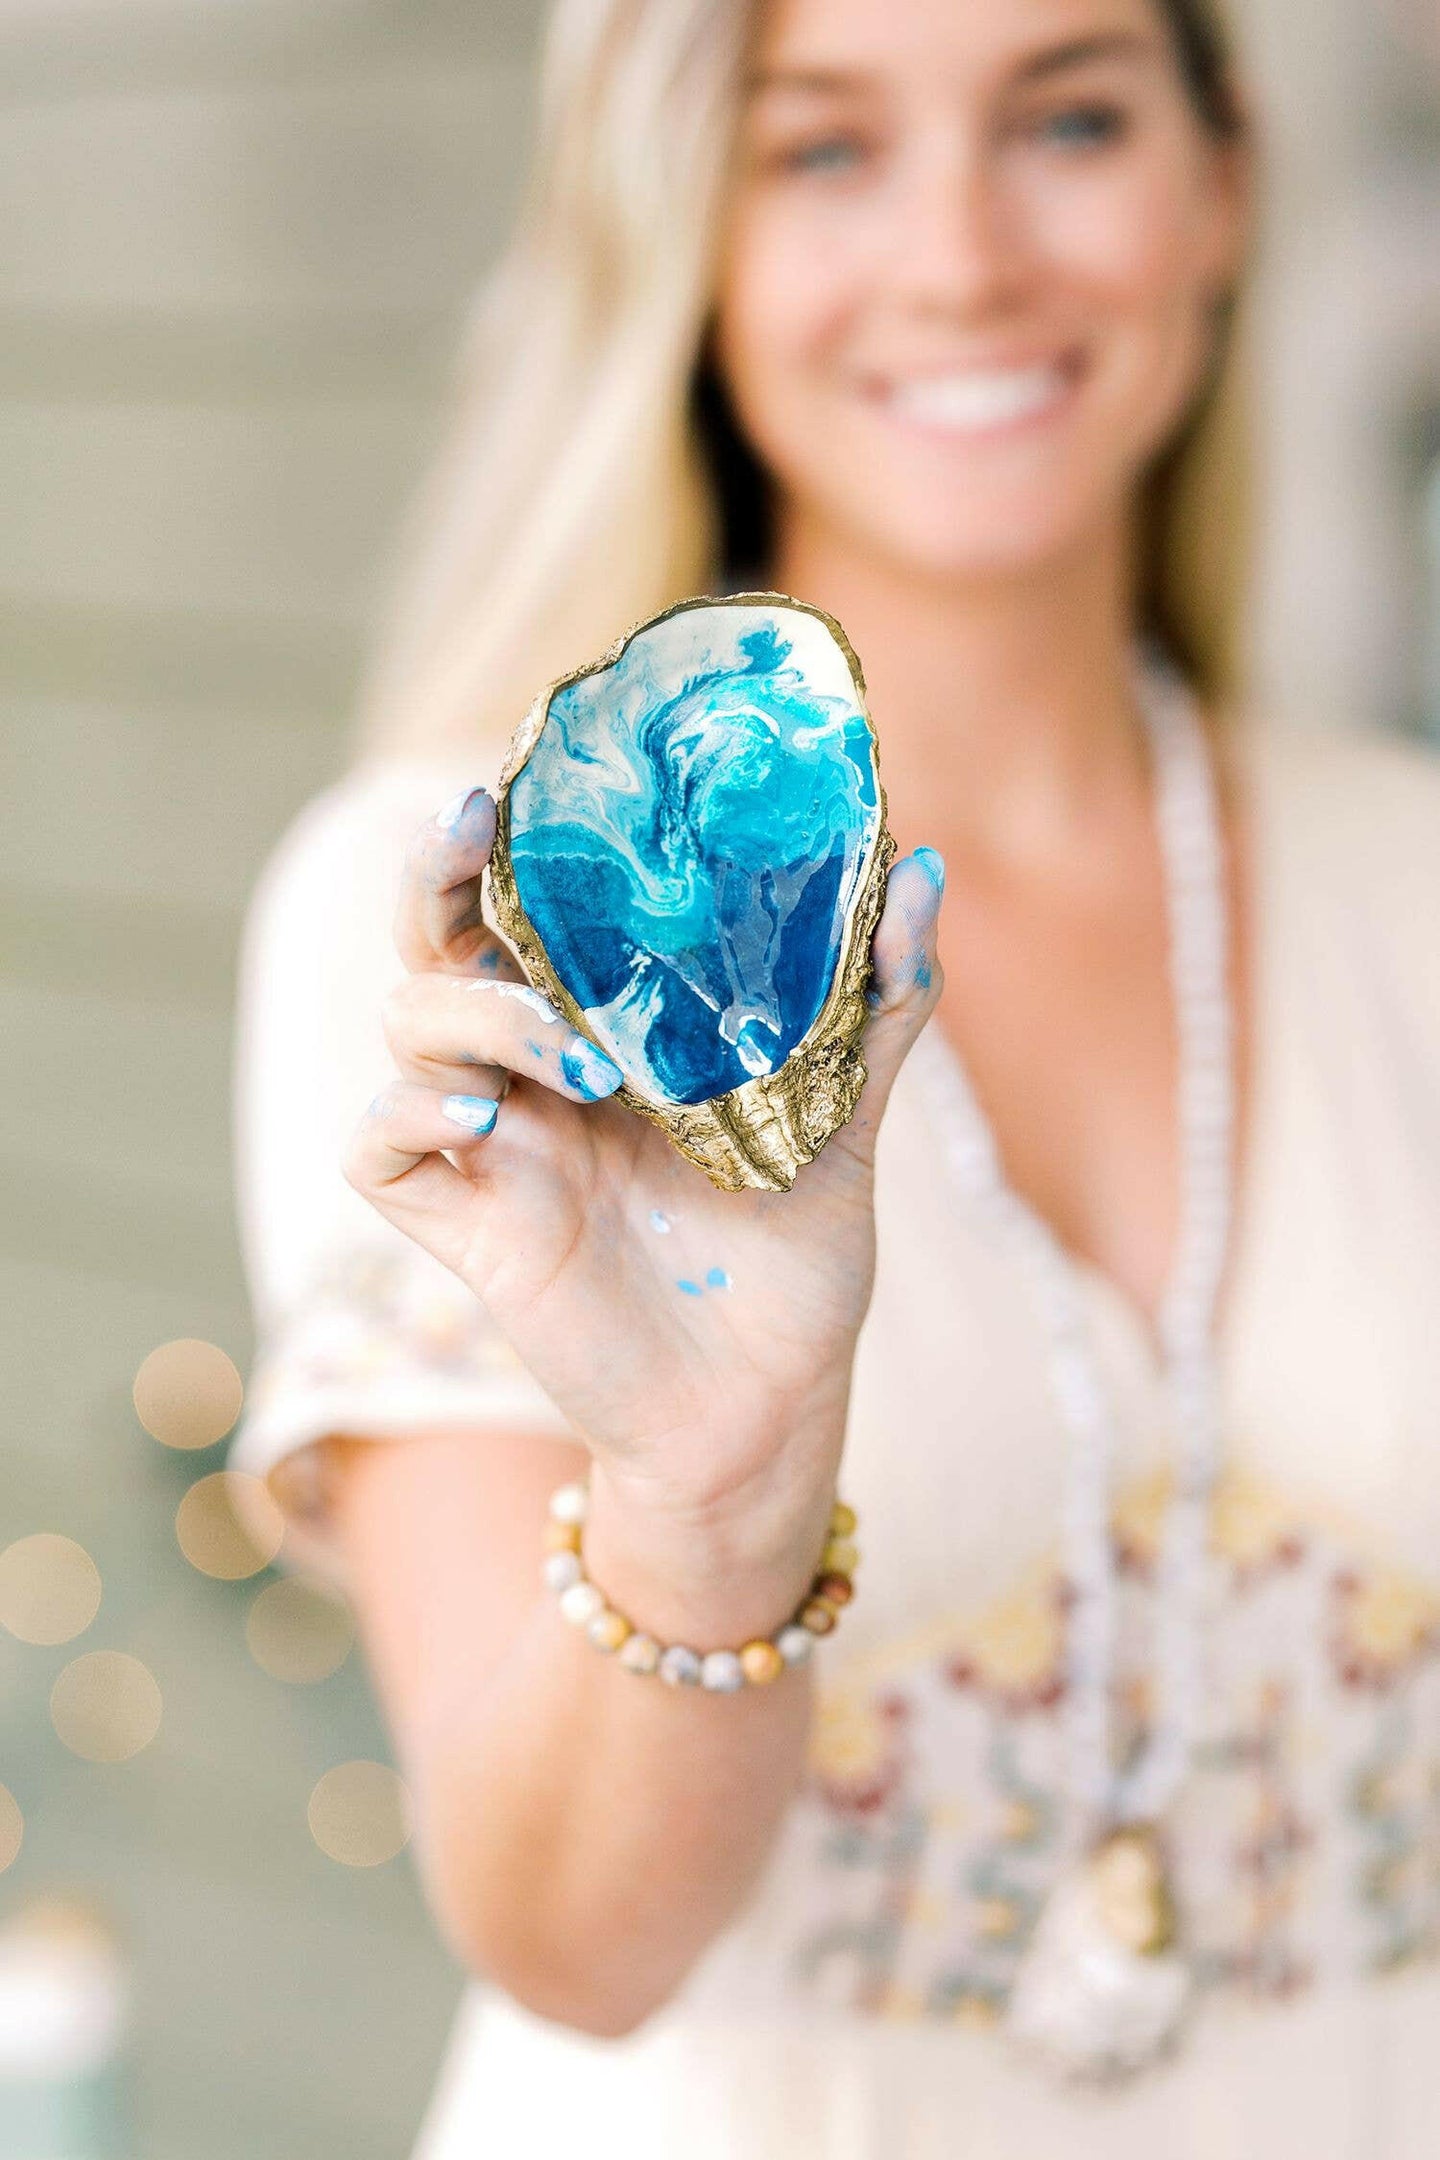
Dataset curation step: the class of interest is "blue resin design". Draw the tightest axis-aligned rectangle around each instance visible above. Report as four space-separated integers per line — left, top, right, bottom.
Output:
508 608 880 1107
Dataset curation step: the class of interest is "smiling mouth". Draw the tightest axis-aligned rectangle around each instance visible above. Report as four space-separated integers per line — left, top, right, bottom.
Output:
872 356 1083 436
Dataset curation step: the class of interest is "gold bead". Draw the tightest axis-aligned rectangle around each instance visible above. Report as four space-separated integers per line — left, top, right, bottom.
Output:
586 1608 631 1653
829 1501 857 1538
739 1639 785 1684
543 1520 583 1554
814 1570 853 1606
800 1599 837 1635
821 1538 859 1575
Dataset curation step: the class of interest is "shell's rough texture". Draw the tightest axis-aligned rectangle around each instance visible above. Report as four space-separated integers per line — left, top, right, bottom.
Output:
489 593 894 1191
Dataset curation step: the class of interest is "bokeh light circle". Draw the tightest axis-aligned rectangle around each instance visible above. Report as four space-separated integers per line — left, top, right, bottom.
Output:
175 1472 284 1580
307 1761 412 1868
133 1338 243 1450
50 1652 162 1762
0 1535 102 1645
0 1784 22 1873
246 1577 353 1684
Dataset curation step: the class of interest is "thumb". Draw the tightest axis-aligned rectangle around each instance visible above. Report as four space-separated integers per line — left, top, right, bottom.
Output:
854 846 946 1116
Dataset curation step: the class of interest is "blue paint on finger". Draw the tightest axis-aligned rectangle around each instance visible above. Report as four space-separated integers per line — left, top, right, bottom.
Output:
649 1210 673 1234
675 1265 731 1297
912 845 946 892
436 786 490 833
441 1094 499 1135
561 1041 625 1100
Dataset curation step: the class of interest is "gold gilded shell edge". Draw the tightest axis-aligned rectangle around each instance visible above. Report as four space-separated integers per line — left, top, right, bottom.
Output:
487 591 896 1193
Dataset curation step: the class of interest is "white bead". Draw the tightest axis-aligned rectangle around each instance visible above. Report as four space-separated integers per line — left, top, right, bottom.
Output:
776 1625 814 1665
558 1579 604 1626
548 1481 589 1525
541 1550 583 1593
618 1632 661 1675
657 1644 702 1687
700 1650 745 1692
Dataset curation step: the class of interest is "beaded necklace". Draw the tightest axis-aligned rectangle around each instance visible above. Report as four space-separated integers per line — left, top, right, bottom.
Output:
912 652 1234 2081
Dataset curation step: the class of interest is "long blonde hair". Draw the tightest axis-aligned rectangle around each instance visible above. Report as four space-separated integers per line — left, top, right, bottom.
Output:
359 0 1250 763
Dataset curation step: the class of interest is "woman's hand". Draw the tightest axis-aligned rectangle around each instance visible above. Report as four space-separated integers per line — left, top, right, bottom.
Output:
343 784 943 1568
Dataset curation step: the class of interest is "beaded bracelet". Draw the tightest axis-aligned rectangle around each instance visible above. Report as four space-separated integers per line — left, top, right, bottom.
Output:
539 1477 859 1691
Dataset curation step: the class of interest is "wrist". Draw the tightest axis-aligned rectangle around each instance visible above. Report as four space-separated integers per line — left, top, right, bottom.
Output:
577 1460 843 1653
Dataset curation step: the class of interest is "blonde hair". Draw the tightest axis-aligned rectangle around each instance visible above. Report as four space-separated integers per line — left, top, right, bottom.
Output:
359 0 1251 763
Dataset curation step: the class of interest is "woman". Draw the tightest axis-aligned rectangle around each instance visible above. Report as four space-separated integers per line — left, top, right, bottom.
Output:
230 0 1440 2151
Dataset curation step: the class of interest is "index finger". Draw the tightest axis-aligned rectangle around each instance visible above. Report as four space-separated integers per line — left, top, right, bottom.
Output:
395 785 513 978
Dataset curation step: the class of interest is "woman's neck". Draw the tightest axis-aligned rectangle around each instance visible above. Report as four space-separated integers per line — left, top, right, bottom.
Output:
768 511 1151 870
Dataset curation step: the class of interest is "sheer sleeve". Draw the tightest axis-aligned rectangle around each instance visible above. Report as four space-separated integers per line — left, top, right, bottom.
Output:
226 755 577 1578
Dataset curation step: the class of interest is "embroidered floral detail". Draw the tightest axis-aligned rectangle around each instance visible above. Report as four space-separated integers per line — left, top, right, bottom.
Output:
1211 1478 1308 1583
1332 1568 1440 1691
1348 1692 1440 1971
1333 1562 1440 1972
780 1469 1440 2026
1111 1470 1170 1573
941 1573 1066 1712
1188 1679 1316 1998
807 1690 910 1817
1114 1466 1305 1583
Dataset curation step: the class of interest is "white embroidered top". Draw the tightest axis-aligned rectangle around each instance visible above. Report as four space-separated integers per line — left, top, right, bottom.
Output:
230 718 1440 2158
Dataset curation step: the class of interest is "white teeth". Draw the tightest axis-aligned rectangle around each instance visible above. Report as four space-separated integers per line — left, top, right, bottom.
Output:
887 365 1068 432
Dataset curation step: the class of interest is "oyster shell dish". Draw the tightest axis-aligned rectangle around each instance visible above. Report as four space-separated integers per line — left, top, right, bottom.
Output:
488 592 896 1193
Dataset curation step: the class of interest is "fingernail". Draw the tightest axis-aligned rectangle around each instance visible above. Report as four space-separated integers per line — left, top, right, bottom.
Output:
441 1093 500 1134
912 846 946 892
560 1039 625 1101
436 786 490 833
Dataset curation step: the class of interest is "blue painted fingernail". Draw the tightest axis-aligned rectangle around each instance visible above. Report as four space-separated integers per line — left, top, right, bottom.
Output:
441 1093 499 1134
560 1040 625 1100
436 786 490 833
912 846 946 891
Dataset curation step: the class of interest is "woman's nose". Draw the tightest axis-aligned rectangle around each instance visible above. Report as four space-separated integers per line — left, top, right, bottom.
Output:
886 140 1029 319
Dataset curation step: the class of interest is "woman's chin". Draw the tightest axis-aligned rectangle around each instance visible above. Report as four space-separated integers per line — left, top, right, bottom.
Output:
837 501 1104 591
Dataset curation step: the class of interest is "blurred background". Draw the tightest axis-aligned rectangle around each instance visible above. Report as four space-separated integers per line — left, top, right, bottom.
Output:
2 0 1440 2154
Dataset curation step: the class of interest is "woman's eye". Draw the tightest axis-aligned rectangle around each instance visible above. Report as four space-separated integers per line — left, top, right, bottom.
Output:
778 133 867 177
1035 102 1127 149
